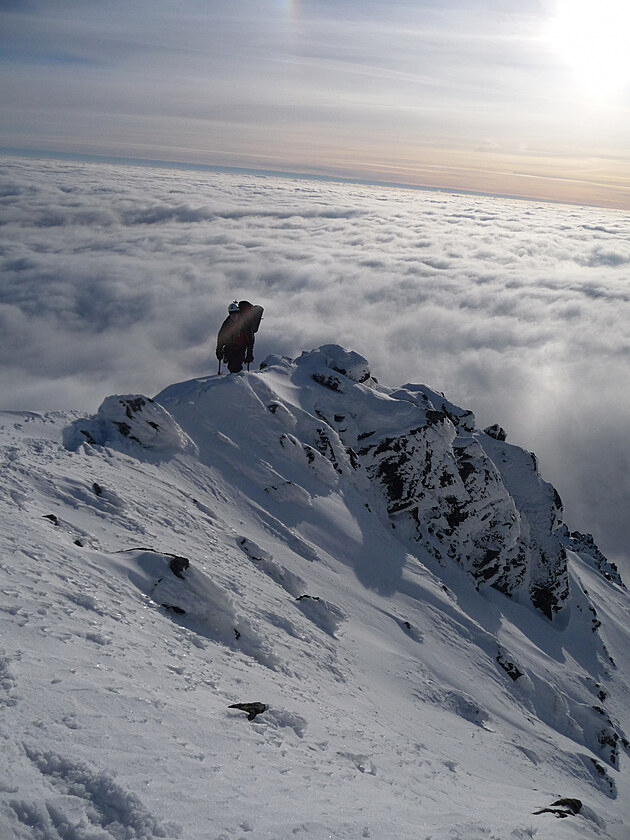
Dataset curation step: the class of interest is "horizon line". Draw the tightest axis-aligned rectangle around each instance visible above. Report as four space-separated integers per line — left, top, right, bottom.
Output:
0 146 618 212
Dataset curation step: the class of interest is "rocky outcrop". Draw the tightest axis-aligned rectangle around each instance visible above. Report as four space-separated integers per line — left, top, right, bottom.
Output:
155 345 617 620
293 349 570 618
484 423 507 442
560 528 625 588
63 394 197 456
228 702 268 721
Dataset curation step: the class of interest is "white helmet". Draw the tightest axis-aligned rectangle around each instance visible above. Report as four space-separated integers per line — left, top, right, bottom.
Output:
228 301 240 313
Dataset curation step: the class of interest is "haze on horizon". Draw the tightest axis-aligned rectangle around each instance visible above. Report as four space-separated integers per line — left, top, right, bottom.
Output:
1 0 630 210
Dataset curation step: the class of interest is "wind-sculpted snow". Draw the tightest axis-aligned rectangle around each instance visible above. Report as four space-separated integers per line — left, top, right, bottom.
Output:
1 349 630 839
63 394 197 456
157 345 572 620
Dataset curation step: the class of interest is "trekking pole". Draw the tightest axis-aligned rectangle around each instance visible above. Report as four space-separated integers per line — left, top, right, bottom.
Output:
217 359 222 376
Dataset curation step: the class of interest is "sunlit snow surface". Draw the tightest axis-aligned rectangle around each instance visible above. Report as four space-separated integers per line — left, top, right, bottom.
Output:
1 348 629 839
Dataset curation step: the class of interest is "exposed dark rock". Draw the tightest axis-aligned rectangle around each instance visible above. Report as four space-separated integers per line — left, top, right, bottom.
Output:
169 556 190 579
534 798 582 818
313 428 343 473
92 482 103 496
561 528 625 587
112 421 142 443
484 424 507 442
117 547 191 580
332 365 370 383
43 514 59 526
64 393 195 456
496 652 523 681
124 396 152 417
229 702 268 721
114 421 131 437
589 758 617 797
346 446 360 469
425 409 448 426
161 604 186 615
312 372 343 391
453 448 475 483
356 419 567 614
530 581 563 621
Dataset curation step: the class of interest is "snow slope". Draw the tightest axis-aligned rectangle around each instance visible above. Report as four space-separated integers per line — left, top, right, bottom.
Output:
1 346 629 840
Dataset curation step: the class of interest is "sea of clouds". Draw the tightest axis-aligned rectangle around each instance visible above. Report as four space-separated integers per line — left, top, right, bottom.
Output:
1 154 629 570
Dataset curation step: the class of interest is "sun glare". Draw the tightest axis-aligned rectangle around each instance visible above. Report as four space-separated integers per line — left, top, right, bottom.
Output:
545 0 630 97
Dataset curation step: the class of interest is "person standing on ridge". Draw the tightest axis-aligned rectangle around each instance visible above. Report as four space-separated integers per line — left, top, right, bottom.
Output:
216 300 262 373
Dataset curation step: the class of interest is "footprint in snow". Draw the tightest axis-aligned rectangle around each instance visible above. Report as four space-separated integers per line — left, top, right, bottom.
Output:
237 537 307 598
295 594 347 637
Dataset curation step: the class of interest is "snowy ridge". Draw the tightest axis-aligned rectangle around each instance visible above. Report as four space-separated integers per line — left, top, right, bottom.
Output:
1 345 629 840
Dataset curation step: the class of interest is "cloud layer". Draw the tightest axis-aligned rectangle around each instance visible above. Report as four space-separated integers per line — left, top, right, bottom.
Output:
1 155 629 571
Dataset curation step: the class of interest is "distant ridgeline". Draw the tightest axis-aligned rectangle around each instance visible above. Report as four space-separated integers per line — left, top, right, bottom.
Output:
65 344 624 622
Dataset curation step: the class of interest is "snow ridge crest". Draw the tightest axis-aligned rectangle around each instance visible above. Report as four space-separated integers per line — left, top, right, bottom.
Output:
68 344 620 621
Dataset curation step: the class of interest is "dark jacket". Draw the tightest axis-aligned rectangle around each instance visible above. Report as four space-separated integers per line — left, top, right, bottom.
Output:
216 313 254 361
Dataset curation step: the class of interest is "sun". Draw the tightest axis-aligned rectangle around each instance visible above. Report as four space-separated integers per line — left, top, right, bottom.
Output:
545 0 630 97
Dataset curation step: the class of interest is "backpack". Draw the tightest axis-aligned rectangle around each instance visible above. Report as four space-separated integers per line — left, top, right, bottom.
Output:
238 300 264 334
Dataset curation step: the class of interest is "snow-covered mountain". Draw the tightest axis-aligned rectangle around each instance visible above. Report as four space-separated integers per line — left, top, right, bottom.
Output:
1 345 629 840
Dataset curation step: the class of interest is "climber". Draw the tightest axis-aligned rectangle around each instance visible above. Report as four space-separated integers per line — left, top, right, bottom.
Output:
216 300 263 374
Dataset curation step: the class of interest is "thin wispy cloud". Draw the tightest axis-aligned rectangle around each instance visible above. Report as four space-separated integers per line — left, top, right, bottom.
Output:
1 1 629 207
1 155 628 571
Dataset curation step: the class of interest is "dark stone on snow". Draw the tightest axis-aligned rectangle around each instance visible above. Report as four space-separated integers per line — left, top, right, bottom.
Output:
331 365 370 383
453 449 475 483
303 446 316 464
312 372 343 391
496 652 523 681
296 594 320 602
484 424 507 441
564 529 625 587
43 514 59 526
346 446 360 469
534 798 582 818
314 428 343 473
92 482 103 496
229 702 268 721
117 547 192 579
124 396 152 417
161 604 186 615
530 581 562 620
169 556 190 579
425 409 448 426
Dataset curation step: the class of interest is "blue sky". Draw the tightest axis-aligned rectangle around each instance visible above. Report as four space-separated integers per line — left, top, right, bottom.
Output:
1 0 630 208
